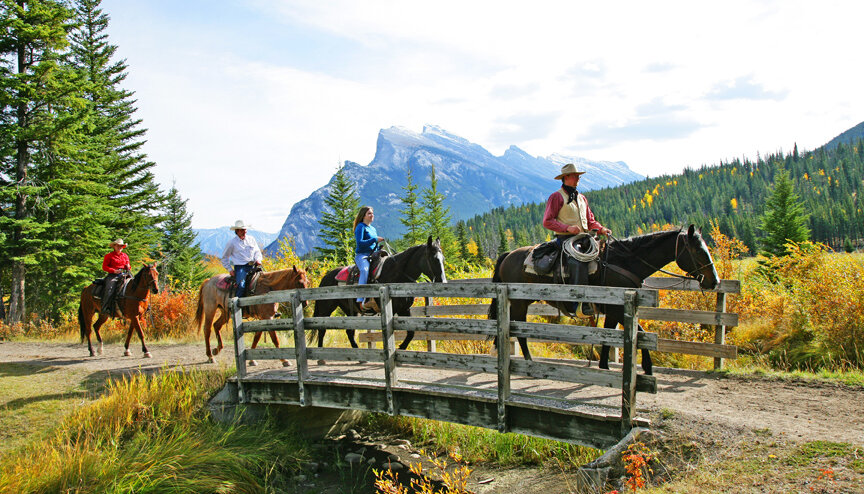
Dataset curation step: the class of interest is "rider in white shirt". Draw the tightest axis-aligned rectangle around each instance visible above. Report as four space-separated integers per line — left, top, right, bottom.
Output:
221 220 263 297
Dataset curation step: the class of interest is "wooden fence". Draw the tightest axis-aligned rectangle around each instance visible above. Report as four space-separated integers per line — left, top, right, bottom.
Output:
230 282 663 448
360 277 740 370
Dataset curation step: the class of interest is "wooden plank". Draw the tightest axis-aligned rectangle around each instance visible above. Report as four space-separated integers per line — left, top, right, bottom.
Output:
306 347 384 362
296 285 381 301
620 290 638 433
388 282 497 299
507 283 659 307
642 277 740 293
303 317 382 331
410 304 491 316
656 338 738 359
636 307 738 326
245 347 296 361
396 351 499 374
240 317 294 333
230 297 246 402
358 330 487 343
235 289 293 307
510 359 621 388
392 317 497 336
496 285 511 433
509 321 659 350
714 292 728 370
290 290 308 405
380 286 398 415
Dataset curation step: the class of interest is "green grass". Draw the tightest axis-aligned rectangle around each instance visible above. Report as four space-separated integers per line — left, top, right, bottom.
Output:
0 367 311 493
362 414 602 468
719 360 864 387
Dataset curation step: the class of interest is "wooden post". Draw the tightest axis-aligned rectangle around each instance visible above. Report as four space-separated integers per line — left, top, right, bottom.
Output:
230 297 246 403
290 290 309 406
713 292 727 370
620 290 638 434
495 284 511 433
380 286 398 415
425 296 436 352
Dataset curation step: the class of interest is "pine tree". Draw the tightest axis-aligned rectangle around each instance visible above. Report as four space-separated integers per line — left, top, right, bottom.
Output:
156 185 208 291
759 170 810 257
420 165 455 256
0 0 78 322
497 223 509 255
456 221 470 262
318 164 359 265
398 166 424 246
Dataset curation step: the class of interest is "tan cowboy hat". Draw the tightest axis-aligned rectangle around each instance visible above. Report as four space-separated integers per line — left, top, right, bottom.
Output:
230 220 252 230
554 163 587 180
109 238 128 248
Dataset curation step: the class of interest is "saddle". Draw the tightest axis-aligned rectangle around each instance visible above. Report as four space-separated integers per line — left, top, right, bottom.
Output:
91 274 133 318
334 250 389 285
523 240 601 280
219 266 263 298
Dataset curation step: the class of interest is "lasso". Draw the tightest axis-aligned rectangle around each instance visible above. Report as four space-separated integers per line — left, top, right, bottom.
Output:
561 233 600 262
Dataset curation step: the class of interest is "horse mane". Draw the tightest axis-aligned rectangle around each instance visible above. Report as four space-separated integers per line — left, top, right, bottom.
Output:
607 228 682 263
260 266 306 289
127 264 148 291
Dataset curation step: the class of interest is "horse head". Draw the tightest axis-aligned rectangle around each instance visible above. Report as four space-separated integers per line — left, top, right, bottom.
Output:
423 236 448 283
675 225 719 290
292 265 310 307
143 263 160 294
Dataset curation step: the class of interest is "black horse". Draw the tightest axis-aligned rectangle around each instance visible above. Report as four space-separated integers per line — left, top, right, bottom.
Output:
311 236 447 350
489 225 719 375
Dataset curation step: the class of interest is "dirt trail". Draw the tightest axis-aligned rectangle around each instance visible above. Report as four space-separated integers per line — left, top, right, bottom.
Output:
1 341 862 447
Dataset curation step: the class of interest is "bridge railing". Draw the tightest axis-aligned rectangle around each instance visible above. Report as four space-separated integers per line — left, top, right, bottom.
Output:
230 282 661 447
364 277 740 370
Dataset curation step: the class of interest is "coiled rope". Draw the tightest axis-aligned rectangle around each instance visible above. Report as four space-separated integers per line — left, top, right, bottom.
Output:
562 233 601 262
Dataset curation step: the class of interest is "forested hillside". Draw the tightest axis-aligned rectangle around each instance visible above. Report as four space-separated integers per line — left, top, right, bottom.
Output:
465 136 864 256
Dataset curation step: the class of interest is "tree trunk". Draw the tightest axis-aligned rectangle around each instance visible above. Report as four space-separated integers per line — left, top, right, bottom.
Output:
0 282 6 321
8 262 26 323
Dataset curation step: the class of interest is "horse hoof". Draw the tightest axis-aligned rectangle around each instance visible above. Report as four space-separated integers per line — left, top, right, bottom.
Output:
248 360 258 367
317 359 326 366
208 356 215 363
97 346 103 355
281 360 291 367
212 348 220 356
89 351 96 357
123 350 132 357
143 352 152 359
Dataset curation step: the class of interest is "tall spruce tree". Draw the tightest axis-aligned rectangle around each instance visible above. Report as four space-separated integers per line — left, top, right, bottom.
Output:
0 0 78 322
420 165 455 257
455 221 470 262
759 170 810 257
156 185 208 291
317 164 359 264
398 166 423 246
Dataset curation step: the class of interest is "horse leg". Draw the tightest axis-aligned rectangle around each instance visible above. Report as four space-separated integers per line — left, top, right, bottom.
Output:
638 324 653 376
491 300 531 360
267 330 290 367
248 331 263 366
598 314 618 370
204 313 214 363
123 320 134 357
133 317 151 358
80 305 95 357
213 314 226 356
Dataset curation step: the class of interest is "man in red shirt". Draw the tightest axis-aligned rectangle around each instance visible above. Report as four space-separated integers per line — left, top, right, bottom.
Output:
101 238 132 315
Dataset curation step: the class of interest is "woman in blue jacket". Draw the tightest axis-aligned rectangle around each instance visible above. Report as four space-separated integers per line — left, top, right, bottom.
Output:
353 206 384 308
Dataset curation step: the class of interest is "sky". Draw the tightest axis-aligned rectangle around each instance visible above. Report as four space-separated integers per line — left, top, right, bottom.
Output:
101 0 864 232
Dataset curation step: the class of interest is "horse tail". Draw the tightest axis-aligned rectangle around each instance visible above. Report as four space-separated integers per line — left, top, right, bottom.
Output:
488 251 510 320
78 303 86 342
193 281 206 334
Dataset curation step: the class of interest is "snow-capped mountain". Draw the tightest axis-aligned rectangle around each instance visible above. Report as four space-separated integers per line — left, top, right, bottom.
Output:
267 125 643 256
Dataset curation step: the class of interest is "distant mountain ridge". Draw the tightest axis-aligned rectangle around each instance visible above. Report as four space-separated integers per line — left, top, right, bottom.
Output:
267 125 644 256
194 228 278 257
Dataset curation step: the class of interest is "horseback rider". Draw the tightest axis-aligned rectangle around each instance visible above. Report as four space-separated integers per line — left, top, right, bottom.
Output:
353 206 384 310
220 220 263 297
542 163 612 313
101 238 132 315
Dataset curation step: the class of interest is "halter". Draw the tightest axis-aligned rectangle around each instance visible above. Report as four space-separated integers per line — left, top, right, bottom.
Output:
606 230 709 288
673 232 715 286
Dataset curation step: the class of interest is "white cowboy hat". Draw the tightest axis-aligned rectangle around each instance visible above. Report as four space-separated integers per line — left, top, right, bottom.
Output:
230 220 252 230
109 238 128 247
554 163 587 180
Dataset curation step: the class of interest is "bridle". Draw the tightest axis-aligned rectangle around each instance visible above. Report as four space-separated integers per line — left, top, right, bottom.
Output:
606 230 712 288
673 233 715 286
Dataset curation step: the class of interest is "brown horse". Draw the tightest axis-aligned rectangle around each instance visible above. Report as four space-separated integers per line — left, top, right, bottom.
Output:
489 226 719 375
194 265 309 365
78 263 160 358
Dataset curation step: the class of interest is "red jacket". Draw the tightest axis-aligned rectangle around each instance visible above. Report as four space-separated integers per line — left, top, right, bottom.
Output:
103 251 131 274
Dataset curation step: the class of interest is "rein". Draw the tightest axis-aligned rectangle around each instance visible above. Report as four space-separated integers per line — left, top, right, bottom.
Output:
605 230 708 288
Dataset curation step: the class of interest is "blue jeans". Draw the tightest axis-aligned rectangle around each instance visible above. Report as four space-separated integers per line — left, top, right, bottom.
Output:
234 264 253 297
355 253 371 302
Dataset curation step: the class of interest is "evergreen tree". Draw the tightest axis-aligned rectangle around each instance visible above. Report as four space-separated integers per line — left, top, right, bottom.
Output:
398 166 423 246
420 165 455 256
455 221 469 262
317 164 359 265
497 223 509 255
0 0 78 322
759 170 810 257
156 185 208 291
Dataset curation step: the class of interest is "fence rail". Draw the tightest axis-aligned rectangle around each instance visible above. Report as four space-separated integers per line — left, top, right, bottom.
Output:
230 282 664 447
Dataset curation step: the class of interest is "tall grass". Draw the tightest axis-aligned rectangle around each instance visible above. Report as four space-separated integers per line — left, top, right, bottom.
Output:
0 368 309 493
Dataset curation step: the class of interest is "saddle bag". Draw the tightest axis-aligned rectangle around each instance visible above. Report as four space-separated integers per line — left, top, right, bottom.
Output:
531 240 560 276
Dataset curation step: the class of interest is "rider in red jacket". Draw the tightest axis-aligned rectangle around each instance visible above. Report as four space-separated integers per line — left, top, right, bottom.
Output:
102 239 131 315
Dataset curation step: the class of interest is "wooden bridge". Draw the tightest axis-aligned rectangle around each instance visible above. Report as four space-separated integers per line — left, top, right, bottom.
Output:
228 279 738 449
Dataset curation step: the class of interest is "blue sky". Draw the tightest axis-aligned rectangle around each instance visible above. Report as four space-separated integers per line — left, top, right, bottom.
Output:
102 0 864 231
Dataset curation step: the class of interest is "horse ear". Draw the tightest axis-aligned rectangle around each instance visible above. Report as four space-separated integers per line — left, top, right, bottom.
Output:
434 237 441 248
426 235 433 247
292 265 297 272
687 224 696 239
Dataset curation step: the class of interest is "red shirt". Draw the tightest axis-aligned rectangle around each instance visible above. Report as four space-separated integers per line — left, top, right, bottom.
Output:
542 190 604 234
103 251 131 273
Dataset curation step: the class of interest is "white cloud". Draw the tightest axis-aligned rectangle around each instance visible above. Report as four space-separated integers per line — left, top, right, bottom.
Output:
103 0 864 230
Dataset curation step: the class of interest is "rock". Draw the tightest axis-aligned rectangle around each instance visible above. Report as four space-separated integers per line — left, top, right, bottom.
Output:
392 439 411 447
344 453 364 465
346 429 362 441
387 461 406 472
387 453 400 462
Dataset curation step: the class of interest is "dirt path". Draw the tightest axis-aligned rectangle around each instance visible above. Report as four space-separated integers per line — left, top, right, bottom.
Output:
1 341 862 447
